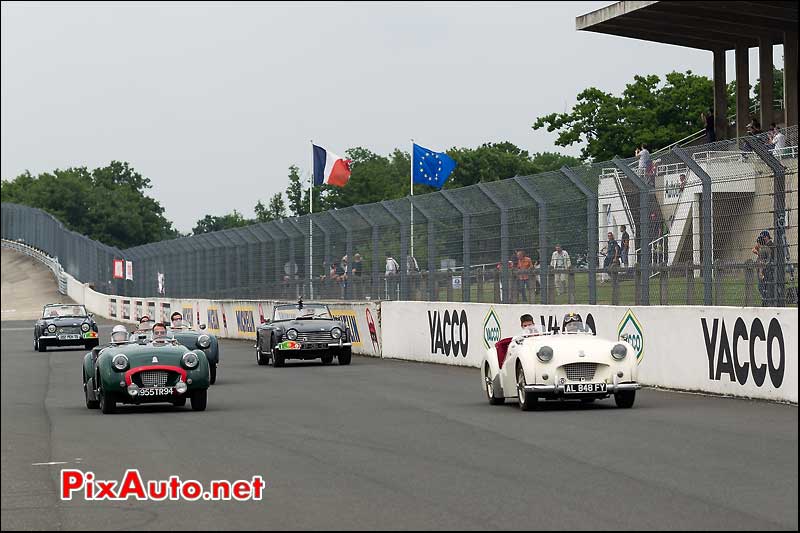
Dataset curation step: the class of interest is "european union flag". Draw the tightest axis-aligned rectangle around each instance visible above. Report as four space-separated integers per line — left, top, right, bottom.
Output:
412 143 456 190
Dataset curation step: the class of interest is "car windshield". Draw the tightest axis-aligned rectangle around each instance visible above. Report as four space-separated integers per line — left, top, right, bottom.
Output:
273 304 331 321
563 323 591 334
169 320 193 330
43 305 87 318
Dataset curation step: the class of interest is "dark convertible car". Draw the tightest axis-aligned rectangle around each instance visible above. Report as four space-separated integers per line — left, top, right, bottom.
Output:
34 303 99 351
255 300 352 367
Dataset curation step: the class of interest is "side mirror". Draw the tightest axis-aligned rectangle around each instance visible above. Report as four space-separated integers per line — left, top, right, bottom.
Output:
88 313 94 318
199 324 206 330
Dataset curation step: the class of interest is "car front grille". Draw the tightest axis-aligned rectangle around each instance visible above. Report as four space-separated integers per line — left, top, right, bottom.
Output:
295 332 332 343
57 326 80 335
562 363 598 382
139 370 170 388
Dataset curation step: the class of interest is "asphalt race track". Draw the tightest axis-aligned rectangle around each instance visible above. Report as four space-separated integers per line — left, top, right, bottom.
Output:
1 252 798 530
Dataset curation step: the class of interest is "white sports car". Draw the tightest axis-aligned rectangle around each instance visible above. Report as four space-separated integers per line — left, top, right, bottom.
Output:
481 315 640 410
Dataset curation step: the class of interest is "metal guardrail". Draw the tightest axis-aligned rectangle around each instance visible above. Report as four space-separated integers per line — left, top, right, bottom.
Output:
2 238 68 295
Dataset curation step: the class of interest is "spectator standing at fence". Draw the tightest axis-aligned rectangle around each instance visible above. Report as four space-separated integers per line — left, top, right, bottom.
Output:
514 249 533 303
601 232 620 281
337 255 348 287
620 225 630 267
636 143 652 183
352 253 363 277
550 244 571 296
772 127 786 154
533 258 541 295
701 109 716 142
406 254 419 275
753 230 776 306
385 253 400 276
385 252 400 299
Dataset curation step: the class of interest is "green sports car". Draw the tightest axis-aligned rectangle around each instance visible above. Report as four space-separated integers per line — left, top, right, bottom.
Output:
82 331 210 414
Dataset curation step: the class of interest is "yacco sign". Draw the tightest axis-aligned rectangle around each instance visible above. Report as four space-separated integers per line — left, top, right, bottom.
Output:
701 316 785 388
331 310 362 346
207 308 220 331
483 307 501 349
122 300 130 320
235 307 256 335
109 298 117 318
618 308 644 364
428 309 468 358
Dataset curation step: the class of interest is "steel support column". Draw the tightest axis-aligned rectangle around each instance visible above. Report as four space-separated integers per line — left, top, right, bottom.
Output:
613 158 652 305
560 166 598 304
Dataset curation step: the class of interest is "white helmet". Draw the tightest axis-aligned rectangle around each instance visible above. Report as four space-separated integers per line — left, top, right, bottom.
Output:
111 325 129 343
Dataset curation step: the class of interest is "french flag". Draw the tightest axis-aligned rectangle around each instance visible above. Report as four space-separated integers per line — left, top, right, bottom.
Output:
312 144 352 187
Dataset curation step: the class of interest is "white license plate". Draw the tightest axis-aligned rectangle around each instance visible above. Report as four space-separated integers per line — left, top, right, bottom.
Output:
138 387 173 397
564 383 607 394
58 334 81 340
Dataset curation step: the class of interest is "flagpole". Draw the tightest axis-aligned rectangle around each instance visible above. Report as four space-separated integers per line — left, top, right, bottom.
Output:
410 139 414 260
309 139 314 300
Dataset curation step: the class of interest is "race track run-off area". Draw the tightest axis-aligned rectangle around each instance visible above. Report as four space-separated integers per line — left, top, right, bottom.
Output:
1 249 798 530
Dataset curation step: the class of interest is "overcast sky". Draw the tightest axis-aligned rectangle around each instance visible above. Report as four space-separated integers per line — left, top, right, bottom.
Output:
1 1 785 233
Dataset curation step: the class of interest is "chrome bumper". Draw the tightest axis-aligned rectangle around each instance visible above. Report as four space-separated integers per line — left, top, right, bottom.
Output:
327 342 352 347
523 382 641 395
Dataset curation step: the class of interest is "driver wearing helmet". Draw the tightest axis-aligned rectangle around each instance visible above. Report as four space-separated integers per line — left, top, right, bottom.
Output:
136 315 152 332
563 312 584 333
110 324 130 344
170 311 184 329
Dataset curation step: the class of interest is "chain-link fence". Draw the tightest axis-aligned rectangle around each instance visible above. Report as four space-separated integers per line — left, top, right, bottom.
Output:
3 126 797 306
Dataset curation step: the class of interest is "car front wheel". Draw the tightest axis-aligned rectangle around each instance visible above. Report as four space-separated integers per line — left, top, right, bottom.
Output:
84 376 99 409
614 390 636 408
191 389 208 411
485 366 504 405
338 348 352 366
517 367 537 411
99 388 116 414
209 364 217 384
271 350 285 367
37 338 46 352
256 338 269 366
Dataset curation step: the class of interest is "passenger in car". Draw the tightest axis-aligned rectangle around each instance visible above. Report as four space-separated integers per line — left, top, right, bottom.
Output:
519 314 541 335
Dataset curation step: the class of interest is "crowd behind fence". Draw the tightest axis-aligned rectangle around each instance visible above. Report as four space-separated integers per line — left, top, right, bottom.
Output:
2 126 798 307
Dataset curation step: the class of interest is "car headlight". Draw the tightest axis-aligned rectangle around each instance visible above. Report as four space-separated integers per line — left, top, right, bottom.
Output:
286 329 298 340
330 327 342 339
112 354 129 371
182 352 199 369
537 346 554 362
81 323 90 332
47 324 56 333
197 334 211 349
611 343 627 361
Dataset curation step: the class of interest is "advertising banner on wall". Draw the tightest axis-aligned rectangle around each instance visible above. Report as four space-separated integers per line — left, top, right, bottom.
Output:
381 302 797 402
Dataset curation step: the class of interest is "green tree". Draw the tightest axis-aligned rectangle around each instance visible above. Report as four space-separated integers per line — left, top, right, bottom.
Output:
191 210 250 235
1 161 178 248
255 193 287 222
533 70 714 161
285 165 308 216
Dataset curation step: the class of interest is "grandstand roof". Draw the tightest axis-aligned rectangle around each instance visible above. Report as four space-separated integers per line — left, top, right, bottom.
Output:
576 1 798 50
